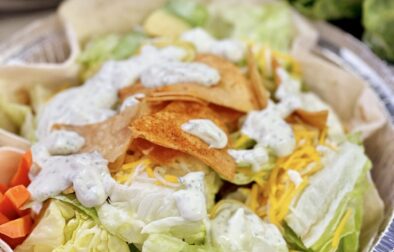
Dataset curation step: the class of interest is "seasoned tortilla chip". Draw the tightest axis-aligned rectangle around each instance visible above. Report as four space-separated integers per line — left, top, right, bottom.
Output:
246 48 269 109
130 101 236 179
153 54 255 112
294 109 329 130
56 106 139 165
120 55 256 112
146 94 207 105
131 138 183 164
208 104 244 132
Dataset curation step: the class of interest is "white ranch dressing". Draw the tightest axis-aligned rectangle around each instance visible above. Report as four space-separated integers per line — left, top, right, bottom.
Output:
28 150 111 207
228 145 268 172
181 119 228 149
140 61 220 88
174 172 207 221
181 28 245 62
120 93 145 112
241 103 296 157
44 130 85 156
31 130 85 166
36 45 186 140
274 67 344 139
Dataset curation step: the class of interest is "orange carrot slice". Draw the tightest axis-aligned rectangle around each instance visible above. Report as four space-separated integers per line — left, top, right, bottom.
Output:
10 150 32 187
4 185 30 209
0 212 9 225
0 214 32 239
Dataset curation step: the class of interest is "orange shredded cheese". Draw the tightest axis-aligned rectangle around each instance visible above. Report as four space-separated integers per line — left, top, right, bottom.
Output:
332 209 353 249
252 123 327 227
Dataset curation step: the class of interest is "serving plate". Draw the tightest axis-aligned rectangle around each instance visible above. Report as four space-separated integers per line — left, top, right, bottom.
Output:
0 5 392 252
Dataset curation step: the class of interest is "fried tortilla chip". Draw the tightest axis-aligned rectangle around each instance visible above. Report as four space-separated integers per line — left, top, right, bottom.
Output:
294 109 329 130
120 54 256 112
146 94 207 105
246 48 269 109
130 101 236 179
56 106 139 166
153 54 255 112
208 104 243 132
131 138 183 164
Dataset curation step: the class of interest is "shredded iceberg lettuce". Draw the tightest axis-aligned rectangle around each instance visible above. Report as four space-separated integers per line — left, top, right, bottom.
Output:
207 2 294 51
15 200 129 252
97 172 208 246
78 31 145 80
210 200 288 252
285 141 372 251
165 0 209 27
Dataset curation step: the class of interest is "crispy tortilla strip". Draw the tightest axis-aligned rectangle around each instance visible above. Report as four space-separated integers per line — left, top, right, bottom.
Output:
208 104 243 132
295 109 329 130
56 106 139 164
130 102 236 179
131 138 183 164
145 94 207 105
246 48 269 109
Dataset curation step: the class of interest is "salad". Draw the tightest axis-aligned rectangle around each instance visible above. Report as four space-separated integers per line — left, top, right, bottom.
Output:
0 0 384 251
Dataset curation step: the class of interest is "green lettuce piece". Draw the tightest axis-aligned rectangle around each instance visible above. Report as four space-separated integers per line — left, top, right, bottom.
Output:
283 223 313 252
362 0 394 62
28 84 55 115
54 194 99 223
346 131 363 145
359 174 384 251
210 200 288 252
78 32 145 79
96 175 207 245
142 234 217 252
97 202 206 245
165 0 209 27
285 141 371 251
287 0 362 20
15 200 129 252
0 95 35 142
207 2 294 51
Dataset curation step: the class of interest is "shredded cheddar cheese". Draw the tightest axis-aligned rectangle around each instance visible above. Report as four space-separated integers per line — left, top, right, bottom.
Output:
332 209 353 249
164 174 179 184
247 123 327 227
115 159 179 186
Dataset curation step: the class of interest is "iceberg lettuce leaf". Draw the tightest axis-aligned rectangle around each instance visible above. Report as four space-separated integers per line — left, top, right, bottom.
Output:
207 2 294 51
285 141 372 250
0 95 34 139
15 200 129 252
210 200 288 252
78 32 145 80
165 0 209 27
142 233 217 252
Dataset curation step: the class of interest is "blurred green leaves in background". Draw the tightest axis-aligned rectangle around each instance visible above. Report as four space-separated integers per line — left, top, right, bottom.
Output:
287 0 394 62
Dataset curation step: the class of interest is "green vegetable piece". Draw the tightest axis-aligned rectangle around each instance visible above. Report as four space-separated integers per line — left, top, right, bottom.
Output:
363 0 394 62
288 0 362 20
166 0 209 27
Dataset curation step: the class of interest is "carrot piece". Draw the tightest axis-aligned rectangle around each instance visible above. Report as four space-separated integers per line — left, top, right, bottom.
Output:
0 212 9 225
4 185 30 209
0 214 32 239
0 234 26 249
0 184 7 194
0 196 18 220
10 150 32 187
